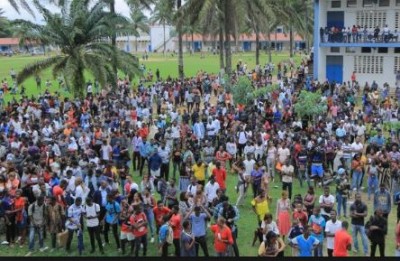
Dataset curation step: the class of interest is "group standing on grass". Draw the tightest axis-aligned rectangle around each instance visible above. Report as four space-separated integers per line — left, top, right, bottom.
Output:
1 57 400 257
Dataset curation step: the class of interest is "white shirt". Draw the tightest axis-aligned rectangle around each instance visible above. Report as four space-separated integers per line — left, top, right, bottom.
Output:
318 194 336 216
325 219 342 249
205 181 220 203
351 142 363 157
277 147 290 163
243 159 256 176
83 203 100 227
261 221 280 241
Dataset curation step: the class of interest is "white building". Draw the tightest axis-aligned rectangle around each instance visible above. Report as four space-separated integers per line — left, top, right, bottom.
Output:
314 0 400 87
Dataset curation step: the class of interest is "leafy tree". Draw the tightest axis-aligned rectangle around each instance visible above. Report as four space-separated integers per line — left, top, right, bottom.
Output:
16 0 140 98
293 90 327 119
231 76 254 105
7 0 34 17
0 9 12 37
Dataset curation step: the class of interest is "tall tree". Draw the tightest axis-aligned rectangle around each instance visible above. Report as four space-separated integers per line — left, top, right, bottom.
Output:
0 9 12 37
128 9 150 53
151 0 174 56
15 0 140 98
175 0 184 79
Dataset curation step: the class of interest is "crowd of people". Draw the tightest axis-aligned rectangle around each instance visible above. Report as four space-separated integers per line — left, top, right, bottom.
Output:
320 24 400 43
0 55 400 257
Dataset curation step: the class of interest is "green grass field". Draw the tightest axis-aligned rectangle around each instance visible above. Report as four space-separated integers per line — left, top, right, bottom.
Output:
0 52 398 257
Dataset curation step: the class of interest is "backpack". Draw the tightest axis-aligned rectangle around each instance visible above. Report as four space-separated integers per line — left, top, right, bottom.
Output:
166 225 174 244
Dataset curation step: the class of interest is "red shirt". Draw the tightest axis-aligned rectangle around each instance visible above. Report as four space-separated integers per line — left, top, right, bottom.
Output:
13 197 26 222
292 210 308 227
170 213 182 239
212 168 227 190
153 206 171 226
333 229 352 257
130 212 148 237
210 224 233 253
52 185 65 207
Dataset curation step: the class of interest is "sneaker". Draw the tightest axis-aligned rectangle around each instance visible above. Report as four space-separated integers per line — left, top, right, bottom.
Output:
39 246 49 252
140 243 143 249
353 249 358 254
1 241 9 245
25 251 33 257
118 248 122 253
150 237 154 243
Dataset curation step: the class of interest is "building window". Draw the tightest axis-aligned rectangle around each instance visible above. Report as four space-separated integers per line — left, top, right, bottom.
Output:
363 0 374 7
346 47 357 53
331 47 340 53
379 0 389 7
331 1 341 8
395 48 400 53
397 0 400 6
354 56 383 74
356 11 387 29
378 47 388 53
396 12 400 29
395 57 400 74
362 47 371 53
347 0 357 7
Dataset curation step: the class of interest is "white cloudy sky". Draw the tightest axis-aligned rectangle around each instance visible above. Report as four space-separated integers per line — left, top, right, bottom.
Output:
0 0 133 23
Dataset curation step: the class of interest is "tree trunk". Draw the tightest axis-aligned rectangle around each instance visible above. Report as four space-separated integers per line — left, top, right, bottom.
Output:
224 2 232 74
109 0 117 88
73 68 85 99
289 23 294 58
255 27 260 66
177 0 184 80
191 32 194 54
267 34 272 63
219 27 225 70
163 21 166 57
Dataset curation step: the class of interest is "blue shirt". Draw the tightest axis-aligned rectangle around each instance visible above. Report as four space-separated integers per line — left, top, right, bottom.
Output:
291 234 320 257
105 201 121 224
180 231 196 257
189 213 207 237
308 214 326 241
139 142 152 158
149 153 162 171
159 223 169 243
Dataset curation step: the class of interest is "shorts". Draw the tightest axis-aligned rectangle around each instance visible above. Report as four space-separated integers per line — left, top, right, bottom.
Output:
120 231 135 241
150 169 160 178
311 165 323 178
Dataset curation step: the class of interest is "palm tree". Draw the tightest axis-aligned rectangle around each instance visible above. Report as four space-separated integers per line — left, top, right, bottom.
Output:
175 0 184 79
128 9 150 53
7 0 35 17
151 0 174 56
185 0 238 74
15 0 140 98
0 9 11 37
276 0 312 57
12 22 39 52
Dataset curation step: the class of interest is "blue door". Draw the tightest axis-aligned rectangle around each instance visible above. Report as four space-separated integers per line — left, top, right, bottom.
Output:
326 55 343 84
327 11 344 29
243 41 251 51
194 41 202 51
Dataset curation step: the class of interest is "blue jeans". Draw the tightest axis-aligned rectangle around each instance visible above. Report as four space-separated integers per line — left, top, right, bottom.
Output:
368 176 378 200
351 224 368 255
352 171 362 191
336 193 347 217
313 240 323 257
144 208 155 237
29 226 44 251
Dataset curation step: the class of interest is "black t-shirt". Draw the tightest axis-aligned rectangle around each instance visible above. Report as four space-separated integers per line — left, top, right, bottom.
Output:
350 202 368 226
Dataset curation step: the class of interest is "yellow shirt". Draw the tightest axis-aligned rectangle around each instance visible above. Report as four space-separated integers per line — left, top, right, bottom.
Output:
192 164 207 181
208 163 216 178
251 198 270 222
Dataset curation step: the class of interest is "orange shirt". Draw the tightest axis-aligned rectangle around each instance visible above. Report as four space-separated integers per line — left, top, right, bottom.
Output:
13 197 26 222
210 224 233 253
212 168 227 190
130 212 148 237
170 213 182 239
138 127 149 139
153 207 171 226
333 229 352 257
63 127 72 137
